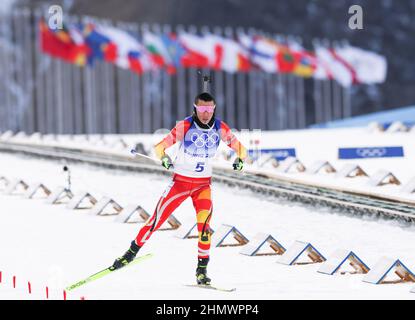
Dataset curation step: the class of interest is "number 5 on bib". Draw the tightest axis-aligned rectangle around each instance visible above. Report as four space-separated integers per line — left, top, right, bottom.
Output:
195 162 205 172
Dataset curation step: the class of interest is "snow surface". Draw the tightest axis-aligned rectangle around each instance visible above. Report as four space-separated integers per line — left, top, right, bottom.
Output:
1 128 415 300
7 126 415 203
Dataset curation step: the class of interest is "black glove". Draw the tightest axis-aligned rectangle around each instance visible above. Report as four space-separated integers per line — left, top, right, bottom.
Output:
233 157 244 171
161 154 173 170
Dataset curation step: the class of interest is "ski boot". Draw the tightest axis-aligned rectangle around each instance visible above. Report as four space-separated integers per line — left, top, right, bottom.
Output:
196 257 211 285
111 241 141 270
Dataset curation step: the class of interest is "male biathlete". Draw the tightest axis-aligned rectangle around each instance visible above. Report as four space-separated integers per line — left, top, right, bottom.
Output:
111 92 247 285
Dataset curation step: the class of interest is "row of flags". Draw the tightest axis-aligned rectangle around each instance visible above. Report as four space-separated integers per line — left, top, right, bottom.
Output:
39 19 387 87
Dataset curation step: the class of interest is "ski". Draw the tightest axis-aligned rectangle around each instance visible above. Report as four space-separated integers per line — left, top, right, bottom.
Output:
65 253 153 291
185 284 236 292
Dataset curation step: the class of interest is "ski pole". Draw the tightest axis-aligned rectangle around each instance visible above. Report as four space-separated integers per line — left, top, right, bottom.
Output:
130 149 161 165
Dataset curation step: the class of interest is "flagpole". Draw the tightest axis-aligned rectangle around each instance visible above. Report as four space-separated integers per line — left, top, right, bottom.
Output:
293 35 306 128
283 34 296 129
187 24 198 119
264 30 275 130
33 9 46 134
286 34 297 129
20 8 35 134
74 47 84 135
4 10 12 131
114 20 125 133
257 29 267 130
332 40 340 120
63 15 73 134
82 15 92 137
149 24 163 132
222 26 236 127
102 17 111 134
236 26 248 130
275 33 286 130
92 16 103 134
342 40 352 119
311 38 321 125
140 23 151 133
333 40 344 121
343 81 352 118
247 27 257 130
27 8 36 134
175 24 186 122
160 23 172 129
322 38 332 123
132 21 142 133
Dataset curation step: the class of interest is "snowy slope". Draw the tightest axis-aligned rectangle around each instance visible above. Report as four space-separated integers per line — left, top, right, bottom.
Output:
1 148 415 300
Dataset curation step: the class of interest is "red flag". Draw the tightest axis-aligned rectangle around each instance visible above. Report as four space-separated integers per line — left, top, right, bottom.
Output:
128 51 144 74
237 53 251 72
39 19 88 65
179 33 214 68
276 45 297 73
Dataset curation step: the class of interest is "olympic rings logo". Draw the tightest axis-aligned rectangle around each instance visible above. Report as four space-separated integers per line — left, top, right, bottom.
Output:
188 131 220 149
356 148 387 157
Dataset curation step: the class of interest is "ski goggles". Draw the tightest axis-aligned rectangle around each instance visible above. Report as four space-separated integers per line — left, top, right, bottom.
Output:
193 104 216 113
